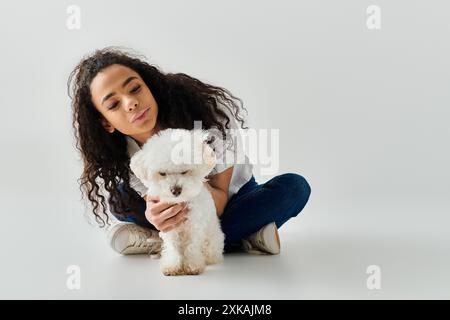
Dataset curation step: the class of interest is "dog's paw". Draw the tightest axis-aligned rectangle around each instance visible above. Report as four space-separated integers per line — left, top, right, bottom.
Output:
161 266 184 276
184 266 204 275
183 263 205 275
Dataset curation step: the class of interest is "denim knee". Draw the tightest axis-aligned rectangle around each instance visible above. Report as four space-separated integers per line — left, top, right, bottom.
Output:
289 173 311 199
273 173 311 215
272 173 310 194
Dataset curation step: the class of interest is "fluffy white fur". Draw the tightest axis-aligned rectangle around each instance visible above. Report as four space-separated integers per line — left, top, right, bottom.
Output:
130 128 225 276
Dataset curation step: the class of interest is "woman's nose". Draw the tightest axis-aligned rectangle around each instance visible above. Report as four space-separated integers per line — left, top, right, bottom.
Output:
124 97 139 111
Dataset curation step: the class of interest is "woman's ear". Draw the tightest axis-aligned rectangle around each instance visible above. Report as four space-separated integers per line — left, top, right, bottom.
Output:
100 117 115 133
130 150 148 182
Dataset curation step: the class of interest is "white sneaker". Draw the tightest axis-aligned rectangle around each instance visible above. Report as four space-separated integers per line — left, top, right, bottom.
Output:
107 222 162 257
241 222 281 255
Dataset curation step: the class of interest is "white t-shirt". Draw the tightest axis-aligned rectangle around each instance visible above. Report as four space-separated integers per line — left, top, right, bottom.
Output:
126 105 253 200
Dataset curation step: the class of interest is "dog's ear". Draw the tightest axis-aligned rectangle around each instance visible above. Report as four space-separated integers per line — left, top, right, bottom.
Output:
190 129 216 177
129 150 148 182
201 128 223 153
197 158 216 179
198 142 216 178
203 132 215 146
191 129 211 145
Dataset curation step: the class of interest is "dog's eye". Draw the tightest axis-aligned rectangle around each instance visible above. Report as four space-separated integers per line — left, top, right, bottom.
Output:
181 171 189 175
159 172 166 176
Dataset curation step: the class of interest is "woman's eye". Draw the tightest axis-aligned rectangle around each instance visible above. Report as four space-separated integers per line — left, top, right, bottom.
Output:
131 85 141 93
159 172 166 176
181 171 189 175
108 102 119 110
107 85 140 110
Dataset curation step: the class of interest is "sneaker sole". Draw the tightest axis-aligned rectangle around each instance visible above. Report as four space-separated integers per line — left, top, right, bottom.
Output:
262 222 281 255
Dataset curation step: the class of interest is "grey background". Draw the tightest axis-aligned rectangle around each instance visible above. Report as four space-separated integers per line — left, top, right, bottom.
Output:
0 0 448 299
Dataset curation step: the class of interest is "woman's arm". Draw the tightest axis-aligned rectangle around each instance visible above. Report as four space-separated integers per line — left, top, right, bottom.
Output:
204 166 233 218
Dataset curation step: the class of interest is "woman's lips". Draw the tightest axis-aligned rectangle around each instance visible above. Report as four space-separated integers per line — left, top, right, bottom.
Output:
132 107 150 123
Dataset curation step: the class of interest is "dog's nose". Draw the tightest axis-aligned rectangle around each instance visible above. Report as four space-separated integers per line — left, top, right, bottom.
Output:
170 185 182 197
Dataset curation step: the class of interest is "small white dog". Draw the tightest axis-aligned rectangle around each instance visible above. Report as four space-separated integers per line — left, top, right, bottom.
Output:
130 128 225 276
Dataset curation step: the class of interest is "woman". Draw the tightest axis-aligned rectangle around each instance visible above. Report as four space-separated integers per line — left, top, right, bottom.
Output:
68 47 311 256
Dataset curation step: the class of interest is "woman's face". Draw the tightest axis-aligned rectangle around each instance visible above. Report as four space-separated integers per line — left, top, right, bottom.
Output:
90 64 159 145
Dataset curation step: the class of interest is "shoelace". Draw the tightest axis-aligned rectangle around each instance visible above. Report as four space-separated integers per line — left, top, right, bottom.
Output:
129 225 161 252
241 237 267 255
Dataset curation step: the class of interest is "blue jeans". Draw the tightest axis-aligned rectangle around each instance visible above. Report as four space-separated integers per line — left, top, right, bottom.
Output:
112 173 311 253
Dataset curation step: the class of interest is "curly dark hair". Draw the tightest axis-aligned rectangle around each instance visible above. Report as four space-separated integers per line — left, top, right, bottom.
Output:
67 46 248 227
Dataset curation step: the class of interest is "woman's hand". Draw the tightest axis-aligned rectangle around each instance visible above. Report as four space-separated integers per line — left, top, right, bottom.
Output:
145 195 189 232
